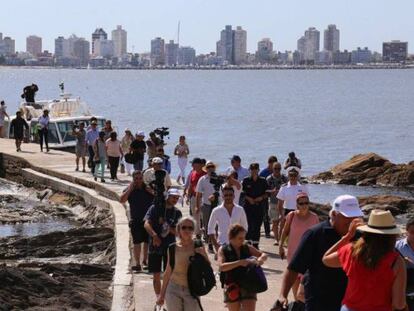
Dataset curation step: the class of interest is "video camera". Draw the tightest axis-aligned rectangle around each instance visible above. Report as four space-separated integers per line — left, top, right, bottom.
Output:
153 127 170 144
209 172 226 207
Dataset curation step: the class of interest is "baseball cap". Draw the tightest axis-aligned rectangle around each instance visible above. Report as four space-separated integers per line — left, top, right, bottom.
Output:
152 157 163 164
287 166 301 175
249 163 260 170
167 188 181 197
91 120 97 125
137 131 145 137
124 128 131 133
332 195 363 218
230 155 241 162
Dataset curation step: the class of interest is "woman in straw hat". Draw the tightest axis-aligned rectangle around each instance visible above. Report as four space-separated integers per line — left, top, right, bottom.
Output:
322 210 407 311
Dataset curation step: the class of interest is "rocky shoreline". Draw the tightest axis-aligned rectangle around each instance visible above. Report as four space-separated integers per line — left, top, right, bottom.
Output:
0 180 115 310
310 153 414 187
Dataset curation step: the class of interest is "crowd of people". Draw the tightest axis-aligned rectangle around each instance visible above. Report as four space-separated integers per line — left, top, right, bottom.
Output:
1 108 413 311
113 129 413 311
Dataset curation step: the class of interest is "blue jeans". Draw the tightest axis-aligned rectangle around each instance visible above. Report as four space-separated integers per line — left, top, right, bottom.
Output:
94 157 106 179
341 306 355 311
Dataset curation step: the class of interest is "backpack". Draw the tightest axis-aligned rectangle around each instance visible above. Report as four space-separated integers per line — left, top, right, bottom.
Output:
168 240 216 311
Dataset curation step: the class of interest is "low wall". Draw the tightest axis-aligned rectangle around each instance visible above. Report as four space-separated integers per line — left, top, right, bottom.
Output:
0 153 133 311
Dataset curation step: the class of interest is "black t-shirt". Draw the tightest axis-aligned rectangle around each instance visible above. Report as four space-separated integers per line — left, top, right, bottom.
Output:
288 220 347 311
11 118 28 138
130 140 146 160
124 186 154 221
242 176 268 200
144 205 182 254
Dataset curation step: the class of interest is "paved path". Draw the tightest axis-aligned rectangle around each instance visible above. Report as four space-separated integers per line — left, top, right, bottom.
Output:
0 138 290 311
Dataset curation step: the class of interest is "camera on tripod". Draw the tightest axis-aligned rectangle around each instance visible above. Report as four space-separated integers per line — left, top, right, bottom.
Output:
153 127 170 144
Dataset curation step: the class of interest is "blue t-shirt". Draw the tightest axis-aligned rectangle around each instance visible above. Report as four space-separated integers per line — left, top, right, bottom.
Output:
259 167 272 178
144 205 182 254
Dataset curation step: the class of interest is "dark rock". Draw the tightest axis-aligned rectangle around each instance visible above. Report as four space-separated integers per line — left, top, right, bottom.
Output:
310 153 414 187
0 263 112 310
0 227 114 260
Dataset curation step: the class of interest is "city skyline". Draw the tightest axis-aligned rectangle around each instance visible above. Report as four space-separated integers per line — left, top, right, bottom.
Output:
1 0 413 53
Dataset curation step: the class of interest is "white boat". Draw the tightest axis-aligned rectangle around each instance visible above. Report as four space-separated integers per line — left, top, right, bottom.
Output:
4 89 106 150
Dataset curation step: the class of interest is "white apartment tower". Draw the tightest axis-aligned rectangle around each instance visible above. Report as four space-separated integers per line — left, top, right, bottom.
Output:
111 25 127 58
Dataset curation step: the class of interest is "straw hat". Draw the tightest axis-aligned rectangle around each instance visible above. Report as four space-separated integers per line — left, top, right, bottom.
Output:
357 209 402 235
202 160 216 172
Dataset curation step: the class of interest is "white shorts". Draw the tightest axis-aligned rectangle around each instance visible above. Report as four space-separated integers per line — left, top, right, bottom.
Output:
268 202 279 222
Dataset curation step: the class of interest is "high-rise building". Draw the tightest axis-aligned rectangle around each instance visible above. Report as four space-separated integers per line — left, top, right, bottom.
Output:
256 38 273 63
111 25 127 58
150 37 165 66
178 46 196 65
94 39 114 58
351 47 372 64
54 36 72 58
91 28 108 55
233 26 247 65
324 25 340 52
382 41 408 62
217 25 234 64
0 36 15 55
304 27 320 62
73 38 90 66
26 35 42 56
165 40 179 66
297 36 306 61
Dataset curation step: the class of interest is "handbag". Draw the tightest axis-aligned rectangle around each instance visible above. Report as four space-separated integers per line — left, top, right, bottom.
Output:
124 152 135 164
239 264 268 293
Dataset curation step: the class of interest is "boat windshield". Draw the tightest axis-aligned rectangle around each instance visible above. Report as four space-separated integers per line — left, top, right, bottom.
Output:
57 121 77 143
29 121 60 144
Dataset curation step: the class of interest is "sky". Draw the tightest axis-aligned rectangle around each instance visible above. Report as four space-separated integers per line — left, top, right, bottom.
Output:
1 0 413 54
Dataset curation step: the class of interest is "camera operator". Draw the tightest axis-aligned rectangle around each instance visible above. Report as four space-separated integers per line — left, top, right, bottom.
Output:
144 188 182 305
242 163 269 249
146 131 163 159
195 161 222 252
143 157 172 193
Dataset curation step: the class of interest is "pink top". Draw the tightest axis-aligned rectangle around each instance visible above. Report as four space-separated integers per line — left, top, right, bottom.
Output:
287 211 319 263
105 139 122 157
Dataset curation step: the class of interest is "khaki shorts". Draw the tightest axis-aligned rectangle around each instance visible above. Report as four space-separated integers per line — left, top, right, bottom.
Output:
268 202 279 222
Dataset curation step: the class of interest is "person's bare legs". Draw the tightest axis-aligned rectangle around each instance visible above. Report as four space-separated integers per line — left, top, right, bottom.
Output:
227 302 241 311
0 126 4 138
142 243 148 265
81 157 86 171
133 243 141 266
242 300 257 311
272 220 280 244
153 272 161 297
75 156 80 170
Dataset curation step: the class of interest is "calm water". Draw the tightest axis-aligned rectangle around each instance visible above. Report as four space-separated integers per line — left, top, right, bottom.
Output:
0 68 413 202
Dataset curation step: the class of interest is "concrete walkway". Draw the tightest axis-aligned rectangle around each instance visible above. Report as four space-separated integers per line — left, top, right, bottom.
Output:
0 139 289 311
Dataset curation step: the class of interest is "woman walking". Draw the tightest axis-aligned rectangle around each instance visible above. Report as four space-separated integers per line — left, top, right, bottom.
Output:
121 129 134 175
72 122 87 172
218 224 268 311
38 109 50 152
93 131 107 183
0 100 10 138
323 210 407 311
106 131 123 180
174 136 190 184
157 216 210 311
279 192 319 300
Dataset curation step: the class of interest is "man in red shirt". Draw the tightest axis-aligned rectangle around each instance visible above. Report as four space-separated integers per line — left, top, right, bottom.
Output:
183 157 206 237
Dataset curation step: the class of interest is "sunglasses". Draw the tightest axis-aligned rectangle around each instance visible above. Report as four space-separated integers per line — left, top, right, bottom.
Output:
297 201 309 206
289 174 299 177
206 166 215 169
273 167 281 171
181 226 194 231
223 193 234 197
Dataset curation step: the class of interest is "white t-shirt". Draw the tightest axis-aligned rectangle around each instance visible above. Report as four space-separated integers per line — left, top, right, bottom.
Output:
207 204 248 245
195 175 215 206
276 181 309 211
143 168 172 189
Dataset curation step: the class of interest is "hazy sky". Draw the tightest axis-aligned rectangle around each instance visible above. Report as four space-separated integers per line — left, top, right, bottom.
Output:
1 0 413 54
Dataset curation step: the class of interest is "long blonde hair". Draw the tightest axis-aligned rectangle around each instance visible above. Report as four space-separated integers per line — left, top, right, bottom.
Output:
176 216 196 240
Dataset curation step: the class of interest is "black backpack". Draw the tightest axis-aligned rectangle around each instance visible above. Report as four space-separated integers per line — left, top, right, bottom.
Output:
168 240 216 311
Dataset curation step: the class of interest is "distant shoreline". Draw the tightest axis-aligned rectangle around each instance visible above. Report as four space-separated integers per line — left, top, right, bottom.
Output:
1 64 414 70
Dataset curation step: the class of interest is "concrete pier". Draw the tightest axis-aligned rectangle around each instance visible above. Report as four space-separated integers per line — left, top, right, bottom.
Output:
0 138 289 311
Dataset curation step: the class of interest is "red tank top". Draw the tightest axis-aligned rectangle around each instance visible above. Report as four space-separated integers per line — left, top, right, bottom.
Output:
338 243 399 311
